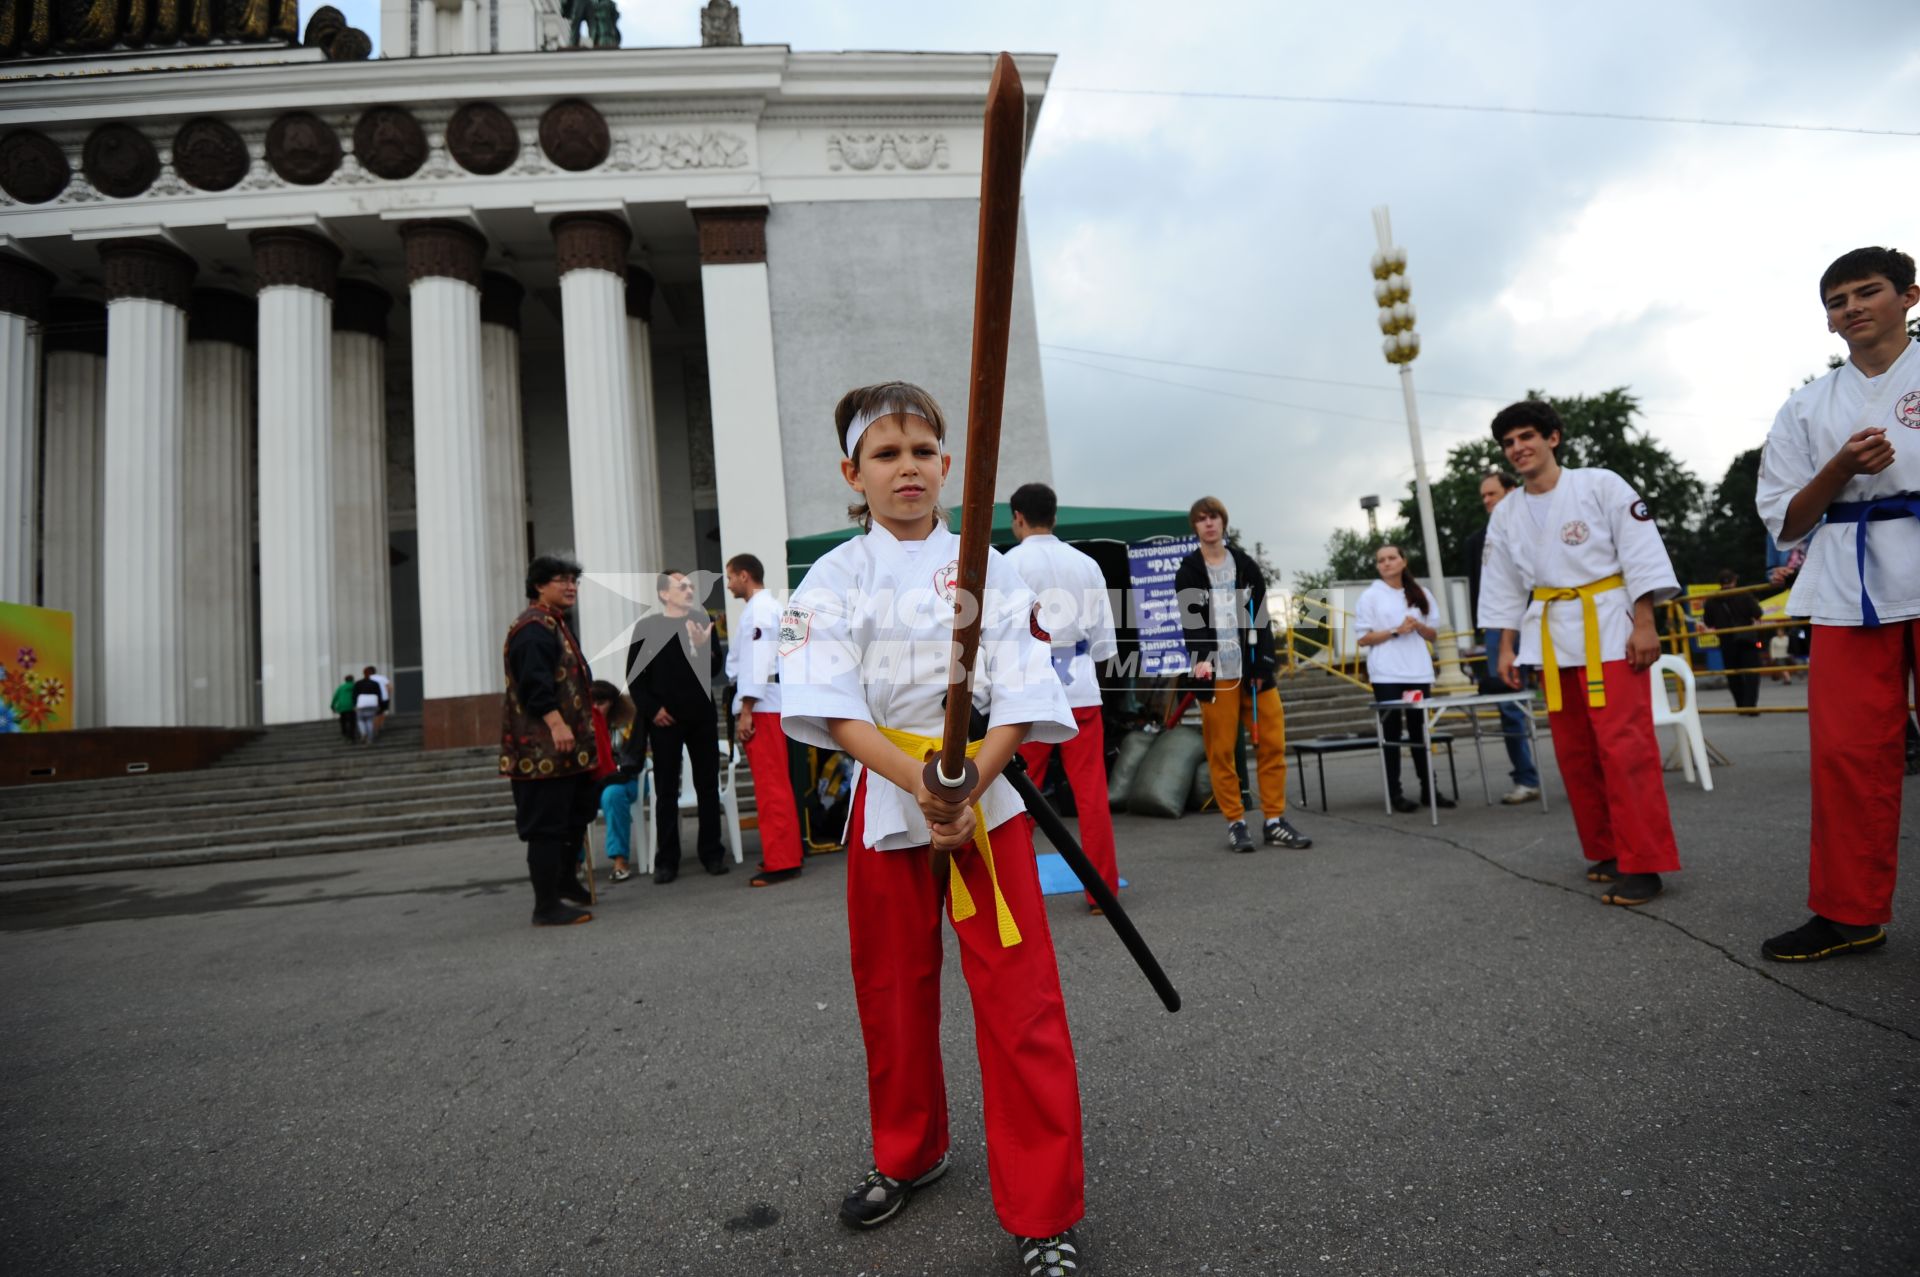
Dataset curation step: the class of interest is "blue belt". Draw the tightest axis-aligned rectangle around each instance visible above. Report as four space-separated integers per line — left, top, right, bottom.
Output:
1827 492 1920 626
1051 638 1091 685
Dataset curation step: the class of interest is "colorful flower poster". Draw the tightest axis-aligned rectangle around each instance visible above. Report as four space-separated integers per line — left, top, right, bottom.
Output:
0 602 75 733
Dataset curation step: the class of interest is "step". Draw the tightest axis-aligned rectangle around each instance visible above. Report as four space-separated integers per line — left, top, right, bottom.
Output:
0 748 497 811
2 803 516 865
0 817 522 882
0 779 514 845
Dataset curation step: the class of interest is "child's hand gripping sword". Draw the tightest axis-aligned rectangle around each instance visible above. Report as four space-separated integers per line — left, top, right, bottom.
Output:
921 52 1181 1014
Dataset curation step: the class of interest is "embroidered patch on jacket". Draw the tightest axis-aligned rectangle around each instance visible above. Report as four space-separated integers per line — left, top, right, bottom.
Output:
778 606 811 655
1629 499 1654 522
1560 519 1591 546
934 560 960 604
1897 390 1920 430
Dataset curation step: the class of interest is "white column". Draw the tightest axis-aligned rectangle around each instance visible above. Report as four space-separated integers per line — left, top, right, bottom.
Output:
331 281 394 681
460 0 479 52
0 256 52 606
98 239 195 726
39 301 107 729
480 272 529 633
250 230 340 725
691 203 789 604
625 267 665 578
415 0 436 54
554 214 647 667
182 290 257 727
401 221 496 715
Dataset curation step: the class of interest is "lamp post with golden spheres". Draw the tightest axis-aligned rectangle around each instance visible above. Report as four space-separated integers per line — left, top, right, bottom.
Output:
1370 204 1468 691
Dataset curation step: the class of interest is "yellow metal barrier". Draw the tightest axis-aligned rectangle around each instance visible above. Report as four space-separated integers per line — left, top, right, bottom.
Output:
1664 582 1809 715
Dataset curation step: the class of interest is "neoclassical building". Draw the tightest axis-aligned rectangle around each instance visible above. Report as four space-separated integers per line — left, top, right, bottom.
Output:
0 2 1055 747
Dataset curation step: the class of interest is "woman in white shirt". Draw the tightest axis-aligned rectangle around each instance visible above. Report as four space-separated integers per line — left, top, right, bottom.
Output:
1356 544 1454 812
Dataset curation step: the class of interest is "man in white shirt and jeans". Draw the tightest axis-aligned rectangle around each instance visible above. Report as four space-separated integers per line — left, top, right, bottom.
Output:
1004 484 1122 911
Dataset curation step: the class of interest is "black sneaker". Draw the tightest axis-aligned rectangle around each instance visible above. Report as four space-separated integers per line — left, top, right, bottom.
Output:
1421 791 1457 809
1015 1228 1085 1276
1601 873 1662 907
1585 858 1618 883
531 904 592 927
837 1153 949 1228
1390 794 1421 814
1225 820 1254 853
1761 915 1888 962
1264 817 1312 849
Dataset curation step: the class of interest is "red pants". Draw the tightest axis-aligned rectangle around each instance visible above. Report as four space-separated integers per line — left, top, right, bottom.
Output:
845 776 1085 1237
1547 661 1681 874
743 712 803 873
1808 621 1915 925
1018 704 1119 904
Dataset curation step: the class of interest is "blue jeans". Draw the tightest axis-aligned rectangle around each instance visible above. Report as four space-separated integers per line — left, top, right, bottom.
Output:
600 776 641 862
1482 630 1540 788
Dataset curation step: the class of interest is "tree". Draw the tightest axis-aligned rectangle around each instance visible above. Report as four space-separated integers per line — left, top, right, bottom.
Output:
1690 448 1767 584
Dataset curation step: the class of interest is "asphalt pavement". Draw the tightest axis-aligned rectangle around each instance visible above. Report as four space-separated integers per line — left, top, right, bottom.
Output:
1 700 1915 1276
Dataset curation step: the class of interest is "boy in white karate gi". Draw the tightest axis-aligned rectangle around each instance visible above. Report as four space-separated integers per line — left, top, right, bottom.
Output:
1756 245 1920 962
1004 481 1122 911
778 382 1090 1277
1480 399 1683 905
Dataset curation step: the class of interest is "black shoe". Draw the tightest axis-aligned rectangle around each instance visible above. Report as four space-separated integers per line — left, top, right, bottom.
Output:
1264 817 1312 849
1225 820 1254 852
653 865 679 885
531 904 592 926
1601 872 1662 907
1421 791 1456 809
704 859 731 876
750 867 802 887
1015 1228 1085 1276
1391 794 1420 814
837 1153 949 1229
1585 858 1618 883
1761 915 1888 962
556 873 591 904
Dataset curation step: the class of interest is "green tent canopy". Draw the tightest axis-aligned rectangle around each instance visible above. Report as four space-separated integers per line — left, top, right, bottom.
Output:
784 504 1192 587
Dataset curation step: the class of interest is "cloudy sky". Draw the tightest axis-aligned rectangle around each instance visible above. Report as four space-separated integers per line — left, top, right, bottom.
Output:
328 0 1918 581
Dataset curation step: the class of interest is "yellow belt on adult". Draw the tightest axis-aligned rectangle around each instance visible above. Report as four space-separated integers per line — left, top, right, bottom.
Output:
1530 573 1626 714
877 725 1022 948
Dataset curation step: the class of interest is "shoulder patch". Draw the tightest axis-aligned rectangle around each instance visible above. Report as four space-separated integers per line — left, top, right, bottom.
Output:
778 606 811 656
1629 499 1653 522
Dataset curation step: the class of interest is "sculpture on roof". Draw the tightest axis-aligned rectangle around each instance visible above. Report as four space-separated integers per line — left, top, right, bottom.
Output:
0 0 357 59
700 0 739 47
561 0 619 49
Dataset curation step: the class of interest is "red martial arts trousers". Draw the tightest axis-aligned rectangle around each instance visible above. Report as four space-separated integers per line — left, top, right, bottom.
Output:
1808 621 1916 926
845 777 1085 1238
743 712 803 873
1018 704 1119 904
1547 661 1682 875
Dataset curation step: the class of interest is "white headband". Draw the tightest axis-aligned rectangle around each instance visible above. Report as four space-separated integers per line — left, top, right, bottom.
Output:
844 406 934 460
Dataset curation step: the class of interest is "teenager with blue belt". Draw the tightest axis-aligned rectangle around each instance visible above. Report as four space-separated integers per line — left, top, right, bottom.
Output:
1755 245 1920 962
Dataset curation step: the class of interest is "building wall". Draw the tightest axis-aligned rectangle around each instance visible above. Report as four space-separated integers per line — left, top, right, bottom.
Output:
764 199 1052 542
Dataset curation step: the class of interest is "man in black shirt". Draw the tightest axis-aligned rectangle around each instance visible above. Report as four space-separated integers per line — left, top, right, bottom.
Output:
626 572 726 884
500 555 599 926
1701 568 1765 714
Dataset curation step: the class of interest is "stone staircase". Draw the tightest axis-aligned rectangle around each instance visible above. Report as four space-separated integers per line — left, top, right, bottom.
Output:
1273 667 1382 739
0 718 512 882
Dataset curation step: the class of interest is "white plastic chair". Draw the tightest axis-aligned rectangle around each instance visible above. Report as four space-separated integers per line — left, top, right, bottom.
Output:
1650 654 1712 791
641 744 745 872
586 762 650 881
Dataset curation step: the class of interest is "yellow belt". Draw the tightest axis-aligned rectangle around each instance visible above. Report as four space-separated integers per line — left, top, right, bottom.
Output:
876 726 1022 948
1530 573 1626 713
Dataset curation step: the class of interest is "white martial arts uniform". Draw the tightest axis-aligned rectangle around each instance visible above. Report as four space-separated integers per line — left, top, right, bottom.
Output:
1478 465 1681 676
1001 533 1118 711
1755 338 1920 627
778 522 1076 851
726 588 784 717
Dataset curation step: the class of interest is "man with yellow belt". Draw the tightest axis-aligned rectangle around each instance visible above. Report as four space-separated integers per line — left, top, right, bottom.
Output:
1479 400 1684 905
